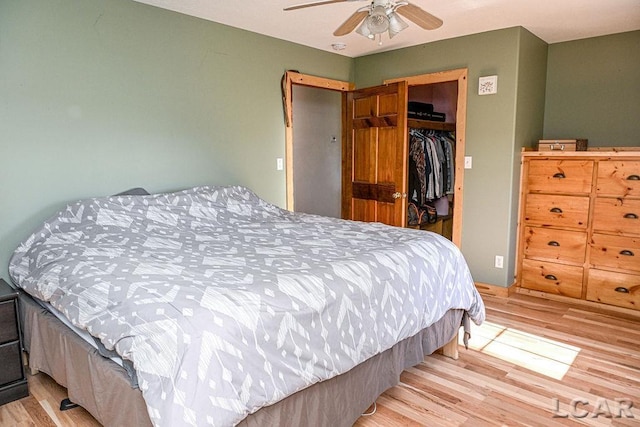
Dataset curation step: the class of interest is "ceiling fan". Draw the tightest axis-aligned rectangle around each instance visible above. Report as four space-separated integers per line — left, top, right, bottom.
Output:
284 0 443 42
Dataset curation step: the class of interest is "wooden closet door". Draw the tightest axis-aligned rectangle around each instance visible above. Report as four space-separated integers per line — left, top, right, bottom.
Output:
342 82 408 226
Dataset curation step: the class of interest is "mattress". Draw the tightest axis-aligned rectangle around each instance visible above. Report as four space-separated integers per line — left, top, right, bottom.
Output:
31 296 138 387
36 298 122 366
19 290 467 427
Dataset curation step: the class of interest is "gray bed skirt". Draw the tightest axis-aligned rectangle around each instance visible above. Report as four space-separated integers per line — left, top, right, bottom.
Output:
19 291 465 427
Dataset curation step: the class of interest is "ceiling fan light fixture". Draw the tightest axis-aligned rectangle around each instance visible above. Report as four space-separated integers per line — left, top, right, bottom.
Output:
285 0 444 44
366 5 390 34
387 11 408 38
355 19 374 38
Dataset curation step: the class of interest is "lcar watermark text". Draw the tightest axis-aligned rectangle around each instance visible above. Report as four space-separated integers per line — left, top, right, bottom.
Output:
552 397 634 419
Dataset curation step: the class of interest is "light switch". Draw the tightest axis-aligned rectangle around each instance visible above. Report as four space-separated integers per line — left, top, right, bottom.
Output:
276 158 284 171
464 156 472 169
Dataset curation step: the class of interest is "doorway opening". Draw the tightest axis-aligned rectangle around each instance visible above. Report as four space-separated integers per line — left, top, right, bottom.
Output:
386 69 468 247
282 71 353 215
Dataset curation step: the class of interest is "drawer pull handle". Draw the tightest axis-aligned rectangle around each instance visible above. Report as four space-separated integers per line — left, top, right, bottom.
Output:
547 241 560 247
550 207 563 214
627 175 640 181
620 250 635 256
544 274 558 281
615 287 630 294
624 213 638 219
552 173 566 179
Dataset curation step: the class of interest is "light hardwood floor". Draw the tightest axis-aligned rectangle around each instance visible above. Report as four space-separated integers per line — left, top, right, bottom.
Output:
1 293 639 426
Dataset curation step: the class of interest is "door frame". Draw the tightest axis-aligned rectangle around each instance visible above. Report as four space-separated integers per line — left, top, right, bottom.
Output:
385 68 468 247
282 71 354 211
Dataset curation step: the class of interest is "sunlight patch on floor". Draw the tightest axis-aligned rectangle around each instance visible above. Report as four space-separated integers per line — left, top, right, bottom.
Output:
459 321 581 380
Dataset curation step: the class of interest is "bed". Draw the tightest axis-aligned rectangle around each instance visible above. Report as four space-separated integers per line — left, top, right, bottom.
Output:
10 185 485 426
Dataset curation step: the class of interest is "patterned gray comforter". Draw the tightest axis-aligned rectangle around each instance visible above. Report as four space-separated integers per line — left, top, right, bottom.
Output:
10 186 485 426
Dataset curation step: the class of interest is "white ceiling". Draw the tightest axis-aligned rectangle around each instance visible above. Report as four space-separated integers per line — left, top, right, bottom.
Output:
133 0 640 57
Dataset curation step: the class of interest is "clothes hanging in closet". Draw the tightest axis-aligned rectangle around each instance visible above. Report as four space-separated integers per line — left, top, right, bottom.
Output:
408 128 455 206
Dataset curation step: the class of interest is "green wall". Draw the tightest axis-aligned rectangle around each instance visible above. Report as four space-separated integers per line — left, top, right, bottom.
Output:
509 30 549 283
0 0 352 279
2 0 637 288
354 27 547 286
544 31 640 146
354 28 637 287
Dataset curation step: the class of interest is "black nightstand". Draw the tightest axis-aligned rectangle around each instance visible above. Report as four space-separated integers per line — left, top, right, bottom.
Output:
0 278 29 405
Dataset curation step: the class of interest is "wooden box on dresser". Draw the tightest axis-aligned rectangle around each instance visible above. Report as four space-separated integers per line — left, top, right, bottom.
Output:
0 278 29 405
516 148 640 310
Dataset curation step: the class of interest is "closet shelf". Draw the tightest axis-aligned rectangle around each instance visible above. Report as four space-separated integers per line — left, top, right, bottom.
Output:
407 119 456 132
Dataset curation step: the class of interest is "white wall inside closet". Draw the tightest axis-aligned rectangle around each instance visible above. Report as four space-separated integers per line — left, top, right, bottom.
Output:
292 85 342 218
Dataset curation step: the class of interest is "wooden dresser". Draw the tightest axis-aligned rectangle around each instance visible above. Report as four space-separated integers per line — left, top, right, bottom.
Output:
516 149 640 310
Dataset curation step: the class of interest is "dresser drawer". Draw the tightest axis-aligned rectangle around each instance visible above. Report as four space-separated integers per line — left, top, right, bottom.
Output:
0 341 23 385
523 227 587 264
587 269 639 310
520 259 583 298
527 160 594 194
590 233 640 272
592 198 640 235
524 194 590 229
0 300 19 345
596 160 640 197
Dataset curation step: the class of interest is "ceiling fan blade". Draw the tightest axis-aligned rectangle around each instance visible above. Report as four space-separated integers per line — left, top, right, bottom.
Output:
333 10 369 36
396 3 443 30
284 0 348 11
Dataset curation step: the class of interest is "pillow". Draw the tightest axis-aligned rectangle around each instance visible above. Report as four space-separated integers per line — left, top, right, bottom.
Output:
112 187 150 196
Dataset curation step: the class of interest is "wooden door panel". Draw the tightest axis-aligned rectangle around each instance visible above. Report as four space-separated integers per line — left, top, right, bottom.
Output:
377 203 396 225
352 182 396 203
352 199 376 222
343 82 408 227
354 97 375 118
353 130 376 182
379 93 399 115
378 128 397 183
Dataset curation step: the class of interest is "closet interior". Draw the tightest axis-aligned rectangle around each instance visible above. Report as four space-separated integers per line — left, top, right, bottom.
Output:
406 81 458 240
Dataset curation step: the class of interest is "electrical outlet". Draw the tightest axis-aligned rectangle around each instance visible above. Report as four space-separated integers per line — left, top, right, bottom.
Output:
464 156 472 169
494 255 504 269
276 157 284 171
